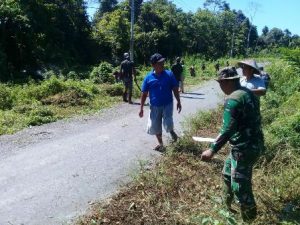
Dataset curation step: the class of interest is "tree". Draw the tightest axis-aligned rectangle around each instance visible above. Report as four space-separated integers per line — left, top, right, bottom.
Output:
0 0 94 81
262 26 269 36
93 8 130 63
203 0 229 13
265 28 285 47
93 0 118 22
245 1 259 53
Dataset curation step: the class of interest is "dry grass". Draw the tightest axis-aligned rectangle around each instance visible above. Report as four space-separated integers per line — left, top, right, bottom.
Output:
76 108 300 225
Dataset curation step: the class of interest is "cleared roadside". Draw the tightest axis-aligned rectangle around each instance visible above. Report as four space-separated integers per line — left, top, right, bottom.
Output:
0 80 223 225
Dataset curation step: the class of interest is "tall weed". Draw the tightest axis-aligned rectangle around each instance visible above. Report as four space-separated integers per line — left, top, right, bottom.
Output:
0 84 13 110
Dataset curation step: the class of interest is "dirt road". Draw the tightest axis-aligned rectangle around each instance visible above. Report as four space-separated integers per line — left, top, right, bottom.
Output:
0 80 223 225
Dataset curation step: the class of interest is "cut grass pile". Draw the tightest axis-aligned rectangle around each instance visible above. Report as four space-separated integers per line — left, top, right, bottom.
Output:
0 77 124 135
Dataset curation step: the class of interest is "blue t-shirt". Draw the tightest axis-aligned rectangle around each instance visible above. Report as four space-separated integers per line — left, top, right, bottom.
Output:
142 70 179 106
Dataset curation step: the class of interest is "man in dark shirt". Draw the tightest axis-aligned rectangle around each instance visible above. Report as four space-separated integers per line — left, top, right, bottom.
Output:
120 52 136 104
215 61 220 72
171 57 184 93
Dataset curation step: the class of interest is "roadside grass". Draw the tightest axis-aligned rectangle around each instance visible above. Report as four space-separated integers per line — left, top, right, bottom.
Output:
0 77 123 135
76 57 300 225
76 107 300 225
0 57 213 136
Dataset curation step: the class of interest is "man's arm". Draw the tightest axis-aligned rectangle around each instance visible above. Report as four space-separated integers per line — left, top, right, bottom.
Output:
201 99 239 161
172 87 182 113
139 92 148 118
119 63 124 79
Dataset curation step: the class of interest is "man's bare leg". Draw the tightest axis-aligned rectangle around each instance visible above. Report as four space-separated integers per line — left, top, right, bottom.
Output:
156 133 163 146
153 133 164 151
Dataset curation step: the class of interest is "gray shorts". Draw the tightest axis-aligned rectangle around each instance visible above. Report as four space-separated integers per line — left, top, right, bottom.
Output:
147 102 174 135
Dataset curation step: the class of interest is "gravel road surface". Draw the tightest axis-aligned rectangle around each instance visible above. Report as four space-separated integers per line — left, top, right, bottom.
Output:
0 80 223 225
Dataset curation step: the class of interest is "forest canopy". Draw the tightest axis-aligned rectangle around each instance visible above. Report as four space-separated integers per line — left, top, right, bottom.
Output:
0 0 299 81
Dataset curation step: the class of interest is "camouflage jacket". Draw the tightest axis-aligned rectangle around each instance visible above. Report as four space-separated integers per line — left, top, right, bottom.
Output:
210 87 264 153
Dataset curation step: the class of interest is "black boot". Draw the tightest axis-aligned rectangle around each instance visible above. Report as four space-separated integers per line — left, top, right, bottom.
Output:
241 204 257 222
223 177 237 213
128 93 133 104
170 130 178 142
123 92 128 102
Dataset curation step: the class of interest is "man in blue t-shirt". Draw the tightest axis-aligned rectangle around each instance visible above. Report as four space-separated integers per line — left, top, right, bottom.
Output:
139 53 182 151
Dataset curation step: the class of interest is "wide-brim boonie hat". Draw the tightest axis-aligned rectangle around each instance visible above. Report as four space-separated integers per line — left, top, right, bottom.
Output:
216 67 240 81
238 59 260 74
150 53 165 64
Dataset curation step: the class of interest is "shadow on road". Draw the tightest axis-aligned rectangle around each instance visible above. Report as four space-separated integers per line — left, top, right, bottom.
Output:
129 102 150 106
182 92 204 95
180 96 205 100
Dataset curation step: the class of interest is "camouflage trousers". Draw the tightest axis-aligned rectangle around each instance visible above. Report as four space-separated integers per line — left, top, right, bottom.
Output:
222 146 262 221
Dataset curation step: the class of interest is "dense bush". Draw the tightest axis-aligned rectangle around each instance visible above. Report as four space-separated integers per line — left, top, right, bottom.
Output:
280 47 300 71
25 106 56 126
104 83 124 96
67 71 81 80
0 84 13 110
261 57 300 156
90 62 115 84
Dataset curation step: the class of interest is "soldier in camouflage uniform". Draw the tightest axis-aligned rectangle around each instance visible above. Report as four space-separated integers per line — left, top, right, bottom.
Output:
201 67 264 221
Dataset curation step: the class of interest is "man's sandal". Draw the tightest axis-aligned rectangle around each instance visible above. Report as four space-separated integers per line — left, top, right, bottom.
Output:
153 145 165 152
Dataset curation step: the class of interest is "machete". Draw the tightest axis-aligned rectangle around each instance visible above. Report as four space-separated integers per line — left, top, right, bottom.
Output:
192 136 215 143
134 78 142 92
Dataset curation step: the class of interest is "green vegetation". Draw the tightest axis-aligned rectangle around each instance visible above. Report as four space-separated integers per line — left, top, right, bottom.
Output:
1 0 299 223
1 0 299 135
76 53 300 224
0 58 144 135
0 57 216 135
0 75 117 135
1 0 300 82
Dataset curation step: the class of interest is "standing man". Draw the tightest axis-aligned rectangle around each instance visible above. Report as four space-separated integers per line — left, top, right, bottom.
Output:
189 65 196 77
201 67 264 222
238 59 266 97
139 53 182 151
201 63 206 71
171 57 184 93
120 52 136 104
215 61 220 72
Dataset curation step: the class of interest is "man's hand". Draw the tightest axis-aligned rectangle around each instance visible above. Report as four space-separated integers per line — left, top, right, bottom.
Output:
201 149 214 161
177 102 182 113
139 109 144 118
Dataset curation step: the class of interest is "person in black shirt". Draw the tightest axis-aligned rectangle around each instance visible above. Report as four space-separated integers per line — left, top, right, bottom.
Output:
120 52 136 104
171 57 184 93
215 61 220 72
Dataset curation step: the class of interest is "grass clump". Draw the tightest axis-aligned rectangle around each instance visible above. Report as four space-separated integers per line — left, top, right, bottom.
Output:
0 76 120 135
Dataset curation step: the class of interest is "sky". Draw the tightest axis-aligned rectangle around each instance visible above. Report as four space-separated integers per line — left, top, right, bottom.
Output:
86 0 300 36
